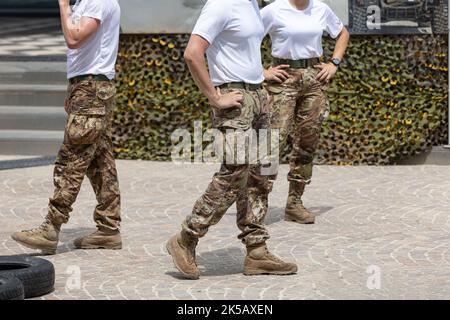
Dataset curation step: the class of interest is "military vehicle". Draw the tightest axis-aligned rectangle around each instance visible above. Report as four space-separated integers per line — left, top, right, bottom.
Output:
351 0 448 34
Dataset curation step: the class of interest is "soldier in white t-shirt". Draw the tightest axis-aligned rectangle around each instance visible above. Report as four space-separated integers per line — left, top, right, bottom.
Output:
257 0 350 224
12 0 123 255
167 0 298 279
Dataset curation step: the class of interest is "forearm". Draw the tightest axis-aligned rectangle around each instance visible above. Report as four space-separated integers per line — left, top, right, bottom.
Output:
332 27 350 60
59 2 78 48
186 56 219 105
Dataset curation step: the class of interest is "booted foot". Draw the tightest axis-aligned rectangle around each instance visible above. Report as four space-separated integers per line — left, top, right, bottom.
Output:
73 230 122 250
166 232 200 280
285 203 315 224
11 217 60 255
244 244 297 276
285 180 315 224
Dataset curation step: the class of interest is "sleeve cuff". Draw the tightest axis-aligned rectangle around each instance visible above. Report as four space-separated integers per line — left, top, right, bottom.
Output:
191 30 214 45
81 13 103 22
330 22 344 39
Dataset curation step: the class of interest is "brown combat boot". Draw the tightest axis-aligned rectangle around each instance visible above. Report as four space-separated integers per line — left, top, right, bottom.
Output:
244 244 298 276
11 216 60 255
285 181 315 224
73 229 122 250
166 231 200 280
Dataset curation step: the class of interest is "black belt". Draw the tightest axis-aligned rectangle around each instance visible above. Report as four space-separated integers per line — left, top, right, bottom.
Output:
273 57 320 69
69 74 110 84
218 82 262 91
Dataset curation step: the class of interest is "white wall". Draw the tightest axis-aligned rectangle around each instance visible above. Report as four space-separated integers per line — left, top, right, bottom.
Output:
119 0 349 34
118 0 203 34
322 0 348 25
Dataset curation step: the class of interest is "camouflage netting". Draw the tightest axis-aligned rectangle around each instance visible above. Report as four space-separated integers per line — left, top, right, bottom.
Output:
113 34 448 165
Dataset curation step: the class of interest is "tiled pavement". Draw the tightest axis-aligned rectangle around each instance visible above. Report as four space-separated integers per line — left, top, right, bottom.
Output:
1 161 450 300
0 17 66 56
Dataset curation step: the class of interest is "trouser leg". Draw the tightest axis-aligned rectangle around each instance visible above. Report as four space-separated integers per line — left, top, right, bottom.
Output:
236 84 296 227
237 164 273 246
48 142 98 225
86 134 121 232
288 83 328 185
182 164 249 239
48 80 115 226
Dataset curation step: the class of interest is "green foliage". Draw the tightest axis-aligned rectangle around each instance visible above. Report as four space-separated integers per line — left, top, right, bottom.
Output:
113 34 448 165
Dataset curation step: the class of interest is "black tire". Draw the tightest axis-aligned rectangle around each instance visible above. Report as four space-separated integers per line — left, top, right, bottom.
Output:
432 0 448 34
352 0 384 34
0 256 55 299
0 276 25 300
352 1 369 33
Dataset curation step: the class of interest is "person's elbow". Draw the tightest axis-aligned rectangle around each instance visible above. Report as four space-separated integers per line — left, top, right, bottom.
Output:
184 47 199 65
340 27 350 40
184 37 208 65
66 34 83 49
67 40 81 50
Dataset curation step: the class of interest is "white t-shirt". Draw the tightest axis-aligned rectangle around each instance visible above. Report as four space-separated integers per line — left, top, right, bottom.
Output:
192 0 265 86
67 0 121 80
261 0 344 60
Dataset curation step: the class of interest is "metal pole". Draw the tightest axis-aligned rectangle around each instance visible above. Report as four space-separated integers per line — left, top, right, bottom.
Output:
448 0 450 146
445 0 450 148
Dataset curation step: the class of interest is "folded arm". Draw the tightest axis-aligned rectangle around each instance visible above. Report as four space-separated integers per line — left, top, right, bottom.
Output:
315 26 350 83
58 0 100 49
184 35 243 110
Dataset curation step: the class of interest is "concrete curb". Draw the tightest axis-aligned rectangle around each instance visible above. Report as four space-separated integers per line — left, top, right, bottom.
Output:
0 156 55 171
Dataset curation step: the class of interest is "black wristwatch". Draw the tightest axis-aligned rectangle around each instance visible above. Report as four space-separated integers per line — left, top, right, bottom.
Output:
330 58 341 67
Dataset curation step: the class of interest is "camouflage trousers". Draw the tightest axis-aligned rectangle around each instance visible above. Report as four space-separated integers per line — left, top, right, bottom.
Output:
266 67 329 185
48 80 121 232
182 87 273 246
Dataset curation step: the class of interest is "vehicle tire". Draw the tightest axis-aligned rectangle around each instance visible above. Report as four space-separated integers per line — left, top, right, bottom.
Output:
432 0 448 34
0 256 55 299
351 0 369 33
0 276 25 300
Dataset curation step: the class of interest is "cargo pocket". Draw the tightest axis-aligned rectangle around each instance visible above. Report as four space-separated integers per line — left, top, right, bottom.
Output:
65 81 109 145
68 81 105 115
266 84 285 95
320 84 331 120
212 89 250 130
66 114 105 145
95 82 116 106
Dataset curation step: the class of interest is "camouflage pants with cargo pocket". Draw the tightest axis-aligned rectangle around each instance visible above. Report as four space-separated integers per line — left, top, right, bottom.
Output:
47 80 121 232
267 67 330 185
182 86 274 246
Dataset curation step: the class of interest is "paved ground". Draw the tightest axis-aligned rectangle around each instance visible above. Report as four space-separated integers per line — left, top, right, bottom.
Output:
1 161 450 300
0 17 65 57
0 155 40 161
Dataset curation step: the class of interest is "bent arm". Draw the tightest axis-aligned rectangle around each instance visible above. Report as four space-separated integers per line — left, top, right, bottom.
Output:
58 1 100 49
332 27 350 60
184 35 220 106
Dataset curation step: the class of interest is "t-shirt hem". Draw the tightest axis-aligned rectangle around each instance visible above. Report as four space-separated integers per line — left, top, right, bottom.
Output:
191 31 214 45
67 72 115 80
329 23 344 39
81 13 103 22
212 79 265 87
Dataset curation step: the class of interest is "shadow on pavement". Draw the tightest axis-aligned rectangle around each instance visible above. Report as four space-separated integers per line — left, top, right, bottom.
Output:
55 227 95 254
265 206 334 225
166 247 245 279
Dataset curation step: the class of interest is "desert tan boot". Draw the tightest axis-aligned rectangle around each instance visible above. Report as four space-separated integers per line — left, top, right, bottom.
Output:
244 244 298 276
285 181 315 224
73 229 122 250
11 216 60 255
166 231 200 280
